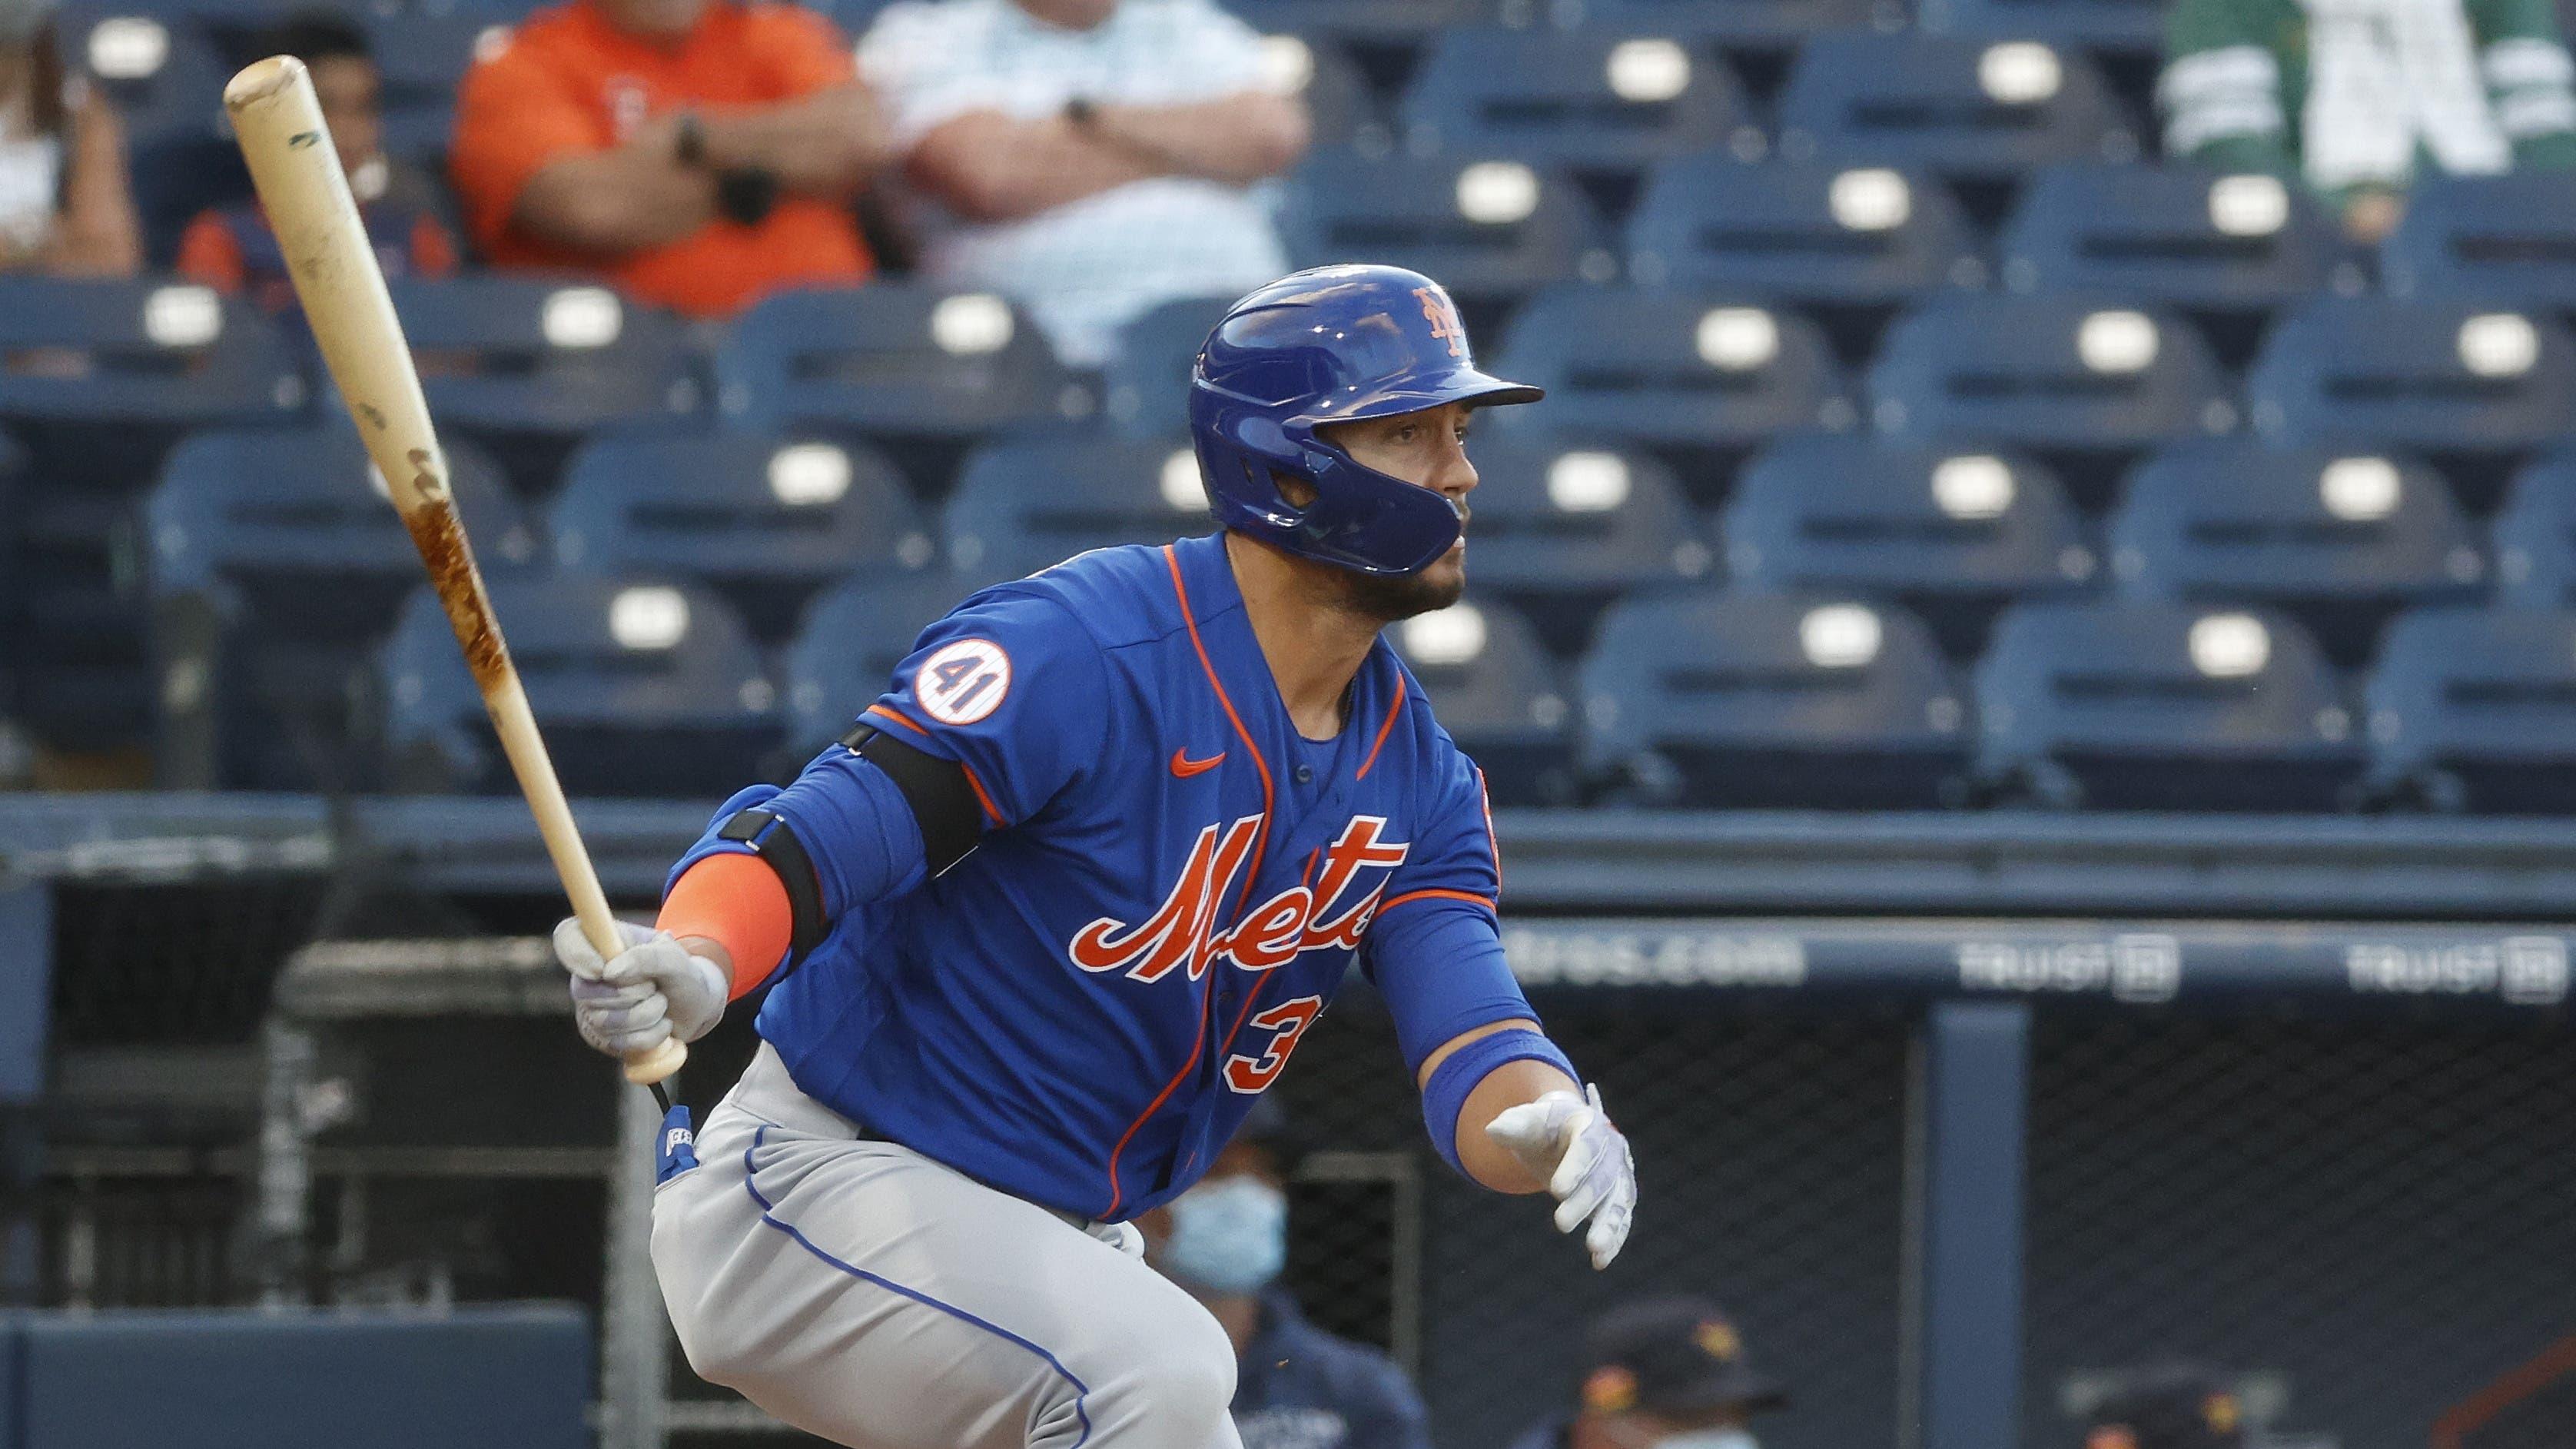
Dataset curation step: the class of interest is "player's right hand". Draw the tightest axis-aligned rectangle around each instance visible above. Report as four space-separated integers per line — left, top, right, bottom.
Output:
553 918 729 1063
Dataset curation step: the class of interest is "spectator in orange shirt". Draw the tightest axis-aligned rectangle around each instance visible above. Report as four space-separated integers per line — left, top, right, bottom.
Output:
450 0 884 318
178 13 458 313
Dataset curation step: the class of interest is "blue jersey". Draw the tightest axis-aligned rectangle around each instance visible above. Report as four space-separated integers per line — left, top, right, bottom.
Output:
675 533 1529 1221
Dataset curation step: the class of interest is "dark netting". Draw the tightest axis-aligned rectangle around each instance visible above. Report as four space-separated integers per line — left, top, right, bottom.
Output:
2025 1012 2576 1449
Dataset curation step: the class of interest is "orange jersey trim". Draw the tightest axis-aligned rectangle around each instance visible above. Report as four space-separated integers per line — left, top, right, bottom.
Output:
1354 674 1408 781
1377 887 1499 915
865 703 934 739
958 762 1007 829
657 851 792 1000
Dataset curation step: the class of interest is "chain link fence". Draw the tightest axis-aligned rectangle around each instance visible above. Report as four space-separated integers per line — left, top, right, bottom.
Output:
15 862 2576 1449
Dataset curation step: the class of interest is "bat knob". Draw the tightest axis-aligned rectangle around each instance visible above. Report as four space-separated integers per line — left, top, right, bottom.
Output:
625 1037 687 1086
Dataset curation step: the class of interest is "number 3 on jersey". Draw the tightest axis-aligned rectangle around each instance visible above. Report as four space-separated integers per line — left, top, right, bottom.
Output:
914 639 1013 726
1223 995 1323 1093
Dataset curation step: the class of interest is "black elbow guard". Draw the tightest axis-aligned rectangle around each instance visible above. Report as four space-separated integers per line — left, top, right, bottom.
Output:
715 806 830 963
840 722 987 876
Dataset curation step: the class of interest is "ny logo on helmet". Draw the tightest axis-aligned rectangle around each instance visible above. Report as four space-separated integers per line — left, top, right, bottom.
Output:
1414 287 1465 359
1067 816 1410 982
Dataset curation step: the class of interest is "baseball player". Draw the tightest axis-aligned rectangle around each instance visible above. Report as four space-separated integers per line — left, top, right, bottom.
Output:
553 264 1638 1449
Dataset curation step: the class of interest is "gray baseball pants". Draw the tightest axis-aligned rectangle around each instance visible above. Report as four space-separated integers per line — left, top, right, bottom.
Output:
652 1043 1244 1449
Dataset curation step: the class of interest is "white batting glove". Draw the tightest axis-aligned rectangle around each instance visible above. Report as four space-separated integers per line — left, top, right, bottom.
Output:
1484 1084 1637 1270
553 918 729 1062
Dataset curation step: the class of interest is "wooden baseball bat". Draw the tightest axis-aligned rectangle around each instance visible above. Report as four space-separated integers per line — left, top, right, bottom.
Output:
224 55 685 1089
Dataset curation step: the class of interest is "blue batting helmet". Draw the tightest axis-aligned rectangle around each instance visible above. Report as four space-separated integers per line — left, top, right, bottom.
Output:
1189 265 1542 575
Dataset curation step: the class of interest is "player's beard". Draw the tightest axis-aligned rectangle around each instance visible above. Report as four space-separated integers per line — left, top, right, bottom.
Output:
1339 544 1466 623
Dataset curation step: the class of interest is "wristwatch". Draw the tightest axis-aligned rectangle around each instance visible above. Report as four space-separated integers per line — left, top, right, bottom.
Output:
715 166 781 228
672 111 709 168
1062 95 1099 132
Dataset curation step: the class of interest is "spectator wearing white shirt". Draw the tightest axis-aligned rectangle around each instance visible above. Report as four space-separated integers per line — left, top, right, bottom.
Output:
861 0 1308 367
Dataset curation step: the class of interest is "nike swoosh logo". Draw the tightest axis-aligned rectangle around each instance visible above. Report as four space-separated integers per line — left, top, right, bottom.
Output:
1170 747 1226 778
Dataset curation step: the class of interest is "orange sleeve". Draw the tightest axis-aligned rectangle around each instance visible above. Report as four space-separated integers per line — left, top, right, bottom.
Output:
411 212 460 278
750 5 855 98
656 851 794 1000
448 32 609 254
174 211 244 292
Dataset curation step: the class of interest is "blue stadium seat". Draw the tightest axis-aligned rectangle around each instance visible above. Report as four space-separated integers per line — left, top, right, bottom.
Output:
1102 294 1237 437
947 435 1212 581
552 432 930 642
2109 441 2483 666
1725 437 2095 657
380 573 781 796
1977 600 2363 809
0 278 303 473
388 276 701 488
1868 295 2232 482
783 571 991 756
145 424 526 789
1916 0 2166 53
1492 287 1853 494
1626 158 1979 304
1399 29 1751 178
2383 173 2576 310
1579 590 1971 807
1280 153 1605 314
2490 451 2576 606
1221 0 1494 45
1444 437 1713 653
2246 298 2576 461
1559 0 1883 46
2365 605 2576 813
1775 35 2133 181
718 284 1087 493
58 8 226 148
1997 164 2338 314
368 12 513 171
1389 599 1579 806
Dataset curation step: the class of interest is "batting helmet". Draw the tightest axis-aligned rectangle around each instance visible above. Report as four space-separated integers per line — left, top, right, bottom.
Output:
1189 264 1542 575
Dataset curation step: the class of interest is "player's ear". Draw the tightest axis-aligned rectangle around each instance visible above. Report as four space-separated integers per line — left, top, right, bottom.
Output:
1273 472 1319 508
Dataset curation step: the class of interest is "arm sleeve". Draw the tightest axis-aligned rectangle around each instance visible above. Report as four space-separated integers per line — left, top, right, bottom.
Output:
860 590 1113 828
448 38 609 253
2474 0 2576 164
2158 0 2296 171
1363 751 1530 1074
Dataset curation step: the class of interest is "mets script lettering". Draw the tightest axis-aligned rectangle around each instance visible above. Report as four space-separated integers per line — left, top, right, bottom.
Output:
1069 816 1410 982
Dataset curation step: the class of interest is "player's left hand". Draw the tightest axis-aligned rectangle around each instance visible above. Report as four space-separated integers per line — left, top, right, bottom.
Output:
1484 1083 1636 1270
555 918 729 1062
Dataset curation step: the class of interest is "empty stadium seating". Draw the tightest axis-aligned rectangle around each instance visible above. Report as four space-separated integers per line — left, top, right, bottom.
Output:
2382 172 2576 311
1580 590 1971 806
388 276 702 490
1442 438 1713 652
1774 35 2134 190
718 285 1087 494
1626 158 1980 311
1997 164 2339 324
2492 451 2576 607
1725 437 2094 656
2246 299 2576 480
551 431 932 641
2108 441 2485 666
1976 602 2364 809
1103 295 1237 437
1281 152 1607 321
2366 606 2576 814
1400 28 1752 183
1570 0 1884 46
946 434 1212 582
1390 600 1579 805
145 424 526 790
379 573 779 796
1494 287 1853 494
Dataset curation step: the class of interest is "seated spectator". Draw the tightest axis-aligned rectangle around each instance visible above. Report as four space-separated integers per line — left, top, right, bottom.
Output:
1508 1296 1789 1449
2161 0 2576 242
178 14 458 312
1139 1101 1432 1449
450 0 883 318
0 0 139 275
861 0 1307 367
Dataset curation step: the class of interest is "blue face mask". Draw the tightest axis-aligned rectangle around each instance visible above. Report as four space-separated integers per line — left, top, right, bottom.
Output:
1160 1175 1286 1296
